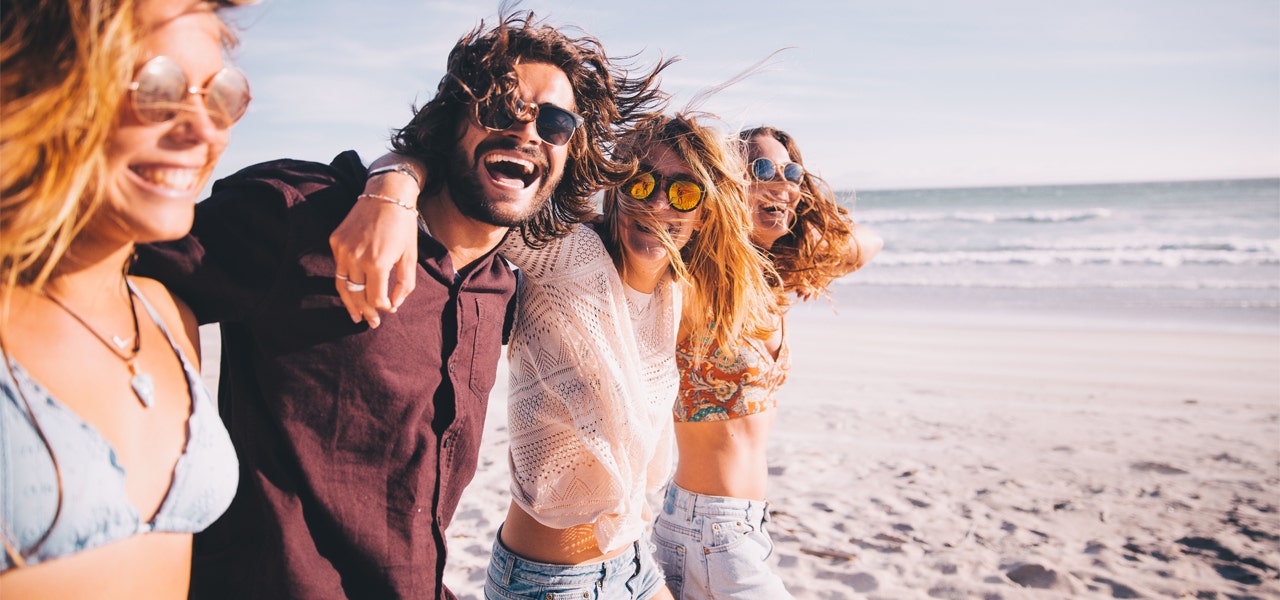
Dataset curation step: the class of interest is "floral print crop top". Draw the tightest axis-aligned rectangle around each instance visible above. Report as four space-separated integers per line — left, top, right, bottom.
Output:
674 327 790 422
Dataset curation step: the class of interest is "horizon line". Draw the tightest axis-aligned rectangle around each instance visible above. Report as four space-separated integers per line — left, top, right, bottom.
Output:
849 175 1280 194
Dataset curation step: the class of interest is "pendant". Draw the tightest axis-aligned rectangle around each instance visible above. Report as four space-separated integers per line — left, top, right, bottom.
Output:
111 335 133 350
126 359 154 409
130 372 155 409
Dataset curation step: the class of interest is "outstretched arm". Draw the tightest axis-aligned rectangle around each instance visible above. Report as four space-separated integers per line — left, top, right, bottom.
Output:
328 153 425 327
795 222 884 301
845 223 884 273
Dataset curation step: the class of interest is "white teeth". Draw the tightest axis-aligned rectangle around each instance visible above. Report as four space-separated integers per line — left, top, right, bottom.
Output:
484 154 535 175
132 166 199 191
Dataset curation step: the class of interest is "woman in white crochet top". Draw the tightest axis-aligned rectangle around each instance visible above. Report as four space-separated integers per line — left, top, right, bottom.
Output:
345 114 775 599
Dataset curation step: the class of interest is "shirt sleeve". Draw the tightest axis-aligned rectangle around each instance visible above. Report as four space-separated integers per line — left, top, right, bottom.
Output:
134 178 290 325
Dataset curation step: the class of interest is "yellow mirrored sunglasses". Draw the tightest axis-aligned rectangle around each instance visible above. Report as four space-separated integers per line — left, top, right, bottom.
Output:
623 171 705 212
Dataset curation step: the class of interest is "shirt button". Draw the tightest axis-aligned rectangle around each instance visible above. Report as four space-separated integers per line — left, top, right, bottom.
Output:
447 362 456 374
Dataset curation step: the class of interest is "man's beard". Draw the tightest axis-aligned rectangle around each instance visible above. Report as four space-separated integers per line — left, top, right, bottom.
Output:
445 137 560 227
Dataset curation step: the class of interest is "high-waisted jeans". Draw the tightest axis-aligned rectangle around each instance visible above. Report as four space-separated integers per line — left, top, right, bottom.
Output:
485 525 667 599
652 483 793 599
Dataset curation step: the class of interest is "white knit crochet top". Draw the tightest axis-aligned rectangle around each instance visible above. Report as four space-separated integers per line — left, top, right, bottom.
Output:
501 224 680 553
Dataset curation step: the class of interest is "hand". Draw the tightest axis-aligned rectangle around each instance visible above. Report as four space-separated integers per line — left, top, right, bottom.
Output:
846 223 884 272
329 174 421 328
794 283 820 302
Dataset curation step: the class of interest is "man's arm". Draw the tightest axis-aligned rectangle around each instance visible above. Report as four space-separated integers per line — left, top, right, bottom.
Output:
328 153 424 328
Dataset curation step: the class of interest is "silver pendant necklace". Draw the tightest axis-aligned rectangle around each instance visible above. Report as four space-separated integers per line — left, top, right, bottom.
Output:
42 281 154 408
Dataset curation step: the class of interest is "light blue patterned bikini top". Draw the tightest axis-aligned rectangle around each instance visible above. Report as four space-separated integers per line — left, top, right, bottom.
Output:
0 282 238 570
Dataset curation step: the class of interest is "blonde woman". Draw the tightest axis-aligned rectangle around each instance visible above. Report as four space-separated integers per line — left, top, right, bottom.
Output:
652 125 883 599
0 0 250 597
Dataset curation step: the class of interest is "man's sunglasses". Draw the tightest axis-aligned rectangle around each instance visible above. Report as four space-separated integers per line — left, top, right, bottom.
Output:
623 170 705 212
474 97 584 147
750 157 805 184
128 55 251 129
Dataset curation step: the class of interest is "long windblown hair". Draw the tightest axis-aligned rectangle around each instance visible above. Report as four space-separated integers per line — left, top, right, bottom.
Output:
740 125 857 302
0 0 245 568
392 9 672 246
603 114 778 354
0 0 243 292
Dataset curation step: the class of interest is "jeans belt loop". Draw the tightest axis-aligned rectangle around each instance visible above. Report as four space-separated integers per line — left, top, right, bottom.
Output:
500 540 516 585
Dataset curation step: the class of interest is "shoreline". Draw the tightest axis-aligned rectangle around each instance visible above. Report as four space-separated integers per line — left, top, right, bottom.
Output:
812 284 1280 336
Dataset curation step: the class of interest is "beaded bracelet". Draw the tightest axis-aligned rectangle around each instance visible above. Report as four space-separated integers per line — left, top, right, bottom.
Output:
357 193 417 213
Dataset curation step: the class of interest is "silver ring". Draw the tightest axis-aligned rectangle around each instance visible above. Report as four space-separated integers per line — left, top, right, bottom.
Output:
335 273 349 281
345 281 367 292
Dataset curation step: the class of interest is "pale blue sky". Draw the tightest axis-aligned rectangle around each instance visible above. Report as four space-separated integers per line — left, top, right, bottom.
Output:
216 0 1279 191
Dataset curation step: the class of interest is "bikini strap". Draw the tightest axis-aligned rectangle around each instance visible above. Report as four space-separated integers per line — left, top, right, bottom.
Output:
126 280 199 380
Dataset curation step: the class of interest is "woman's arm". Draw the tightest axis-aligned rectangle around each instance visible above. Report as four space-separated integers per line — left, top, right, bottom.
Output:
328 153 425 328
793 222 884 301
844 223 884 273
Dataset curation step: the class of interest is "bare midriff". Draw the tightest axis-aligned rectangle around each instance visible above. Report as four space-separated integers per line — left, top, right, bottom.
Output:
671 408 777 500
498 502 635 565
0 532 193 599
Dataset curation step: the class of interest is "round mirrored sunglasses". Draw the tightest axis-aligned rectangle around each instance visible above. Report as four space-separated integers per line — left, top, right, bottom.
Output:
623 171 704 212
750 157 805 184
128 55 251 129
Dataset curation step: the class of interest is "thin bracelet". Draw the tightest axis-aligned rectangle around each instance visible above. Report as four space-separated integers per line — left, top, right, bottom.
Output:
357 193 417 213
368 163 422 187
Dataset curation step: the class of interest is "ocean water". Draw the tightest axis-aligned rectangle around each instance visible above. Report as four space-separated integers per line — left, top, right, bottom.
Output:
821 178 1280 334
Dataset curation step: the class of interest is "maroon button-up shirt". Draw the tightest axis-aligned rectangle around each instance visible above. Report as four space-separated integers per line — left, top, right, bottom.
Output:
135 151 516 600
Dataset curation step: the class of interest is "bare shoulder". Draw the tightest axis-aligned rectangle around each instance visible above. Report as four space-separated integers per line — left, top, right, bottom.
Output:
129 276 183 315
128 276 201 358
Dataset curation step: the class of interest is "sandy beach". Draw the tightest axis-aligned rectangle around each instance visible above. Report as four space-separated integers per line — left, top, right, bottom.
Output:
199 302 1280 599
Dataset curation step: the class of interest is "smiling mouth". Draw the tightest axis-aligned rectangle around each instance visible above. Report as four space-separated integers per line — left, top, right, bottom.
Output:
637 219 684 239
131 166 202 192
761 203 792 217
483 154 541 188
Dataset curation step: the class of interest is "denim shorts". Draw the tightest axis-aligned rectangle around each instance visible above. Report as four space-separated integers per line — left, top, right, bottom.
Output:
485 525 667 600
652 483 793 599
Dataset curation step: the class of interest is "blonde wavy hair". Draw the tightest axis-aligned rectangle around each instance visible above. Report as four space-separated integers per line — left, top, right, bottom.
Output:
740 125 857 302
603 113 777 354
0 0 243 292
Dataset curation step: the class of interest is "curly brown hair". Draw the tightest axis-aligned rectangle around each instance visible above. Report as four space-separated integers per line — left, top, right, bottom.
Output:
739 126 857 303
392 10 672 246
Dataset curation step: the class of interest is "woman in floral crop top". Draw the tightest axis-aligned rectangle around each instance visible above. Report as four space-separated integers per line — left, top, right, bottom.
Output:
652 126 884 599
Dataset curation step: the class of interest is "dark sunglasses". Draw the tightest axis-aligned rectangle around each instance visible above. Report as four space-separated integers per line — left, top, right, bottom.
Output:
128 55 251 129
474 97 584 147
623 170 705 212
750 157 805 184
